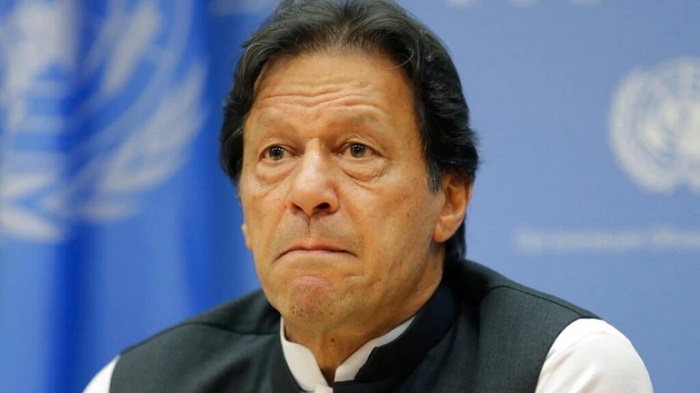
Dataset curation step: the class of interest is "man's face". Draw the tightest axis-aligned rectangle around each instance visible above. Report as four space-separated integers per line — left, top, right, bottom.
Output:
239 51 461 335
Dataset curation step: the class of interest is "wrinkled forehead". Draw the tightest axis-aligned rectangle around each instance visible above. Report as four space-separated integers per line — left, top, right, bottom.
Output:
250 46 415 102
245 51 419 132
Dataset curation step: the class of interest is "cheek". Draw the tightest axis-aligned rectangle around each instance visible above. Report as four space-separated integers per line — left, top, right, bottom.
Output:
241 172 288 214
356 187 436 253
240 189 280 253
383 187 441 248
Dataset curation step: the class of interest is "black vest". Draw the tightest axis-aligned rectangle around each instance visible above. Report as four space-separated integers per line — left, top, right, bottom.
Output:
111 260 597 392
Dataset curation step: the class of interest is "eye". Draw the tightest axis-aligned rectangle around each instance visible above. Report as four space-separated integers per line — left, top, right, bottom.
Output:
347 143 370 158
264 145 287 161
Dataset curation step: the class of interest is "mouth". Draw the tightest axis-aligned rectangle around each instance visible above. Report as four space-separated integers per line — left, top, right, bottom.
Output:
279 243 353 259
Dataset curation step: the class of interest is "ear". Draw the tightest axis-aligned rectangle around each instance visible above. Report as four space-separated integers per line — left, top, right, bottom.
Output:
433 173 473 243
241 223 251 250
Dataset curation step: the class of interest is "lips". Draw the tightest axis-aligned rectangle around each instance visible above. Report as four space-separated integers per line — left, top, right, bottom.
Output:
279 242 352 258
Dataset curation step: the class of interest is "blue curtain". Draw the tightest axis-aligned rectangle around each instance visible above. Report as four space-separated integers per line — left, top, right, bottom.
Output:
0 1 266 391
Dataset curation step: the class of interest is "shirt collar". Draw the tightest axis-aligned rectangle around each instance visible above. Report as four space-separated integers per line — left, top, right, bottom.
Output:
280 317 414 392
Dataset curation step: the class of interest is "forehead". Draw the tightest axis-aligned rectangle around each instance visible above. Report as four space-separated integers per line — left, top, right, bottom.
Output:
249 50 417 122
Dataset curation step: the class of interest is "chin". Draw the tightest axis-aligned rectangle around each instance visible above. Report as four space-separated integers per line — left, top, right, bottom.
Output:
277 277 342 321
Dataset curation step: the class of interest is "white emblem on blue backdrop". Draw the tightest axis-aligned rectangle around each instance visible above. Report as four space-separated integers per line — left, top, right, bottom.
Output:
0 0 207 243
609 58 700 195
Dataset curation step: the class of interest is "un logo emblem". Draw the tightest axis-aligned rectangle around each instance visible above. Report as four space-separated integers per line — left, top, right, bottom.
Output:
609 58 700 195
0 0 206 242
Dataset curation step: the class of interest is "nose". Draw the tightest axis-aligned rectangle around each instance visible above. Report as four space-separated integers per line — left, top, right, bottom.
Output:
288 142 339 217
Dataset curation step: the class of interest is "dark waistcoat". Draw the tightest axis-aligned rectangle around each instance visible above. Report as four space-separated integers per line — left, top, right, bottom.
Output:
110 260 597 393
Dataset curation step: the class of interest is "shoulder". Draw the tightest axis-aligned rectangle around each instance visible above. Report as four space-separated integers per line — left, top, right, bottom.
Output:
122 289 278 355
449 260 652 392
450 260 603 392
537 319 654 392
83 291 282 392
450 259 597 323
108 290 281 391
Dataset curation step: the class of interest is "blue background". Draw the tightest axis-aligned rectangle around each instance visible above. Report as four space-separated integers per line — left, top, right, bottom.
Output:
0 1 698 392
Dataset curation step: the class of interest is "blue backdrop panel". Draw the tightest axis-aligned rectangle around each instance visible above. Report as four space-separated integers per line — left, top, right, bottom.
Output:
0 1 697 392
0 1 256 391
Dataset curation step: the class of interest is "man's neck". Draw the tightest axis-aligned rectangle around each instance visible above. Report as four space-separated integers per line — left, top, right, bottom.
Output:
283 283 439 384
281 316 415 389
285 325 379 383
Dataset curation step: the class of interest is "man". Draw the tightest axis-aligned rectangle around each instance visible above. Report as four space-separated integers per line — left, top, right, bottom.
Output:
86 0 653 392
